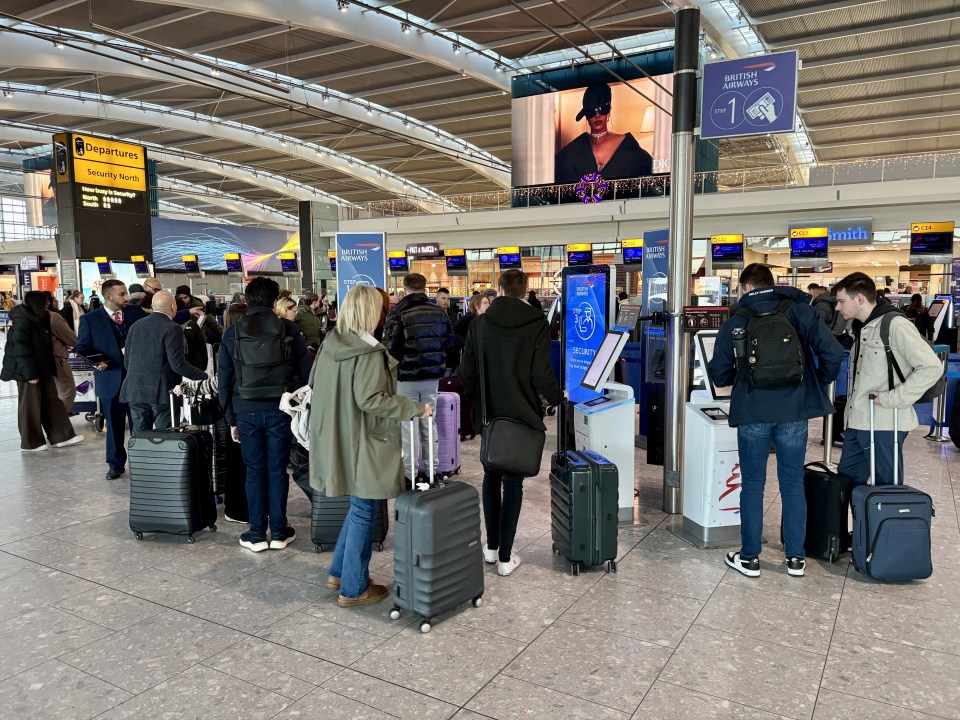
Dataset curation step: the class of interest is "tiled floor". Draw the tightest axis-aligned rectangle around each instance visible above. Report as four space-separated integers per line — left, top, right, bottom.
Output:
1 375 959 719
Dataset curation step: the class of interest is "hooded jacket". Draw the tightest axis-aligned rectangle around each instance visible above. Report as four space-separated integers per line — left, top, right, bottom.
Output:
460 296 563 433
383 293 455 381
1 304 56 383
295 305 324 347
708 286 844 427
307 329 424 500
811 293 843 334
846 303 942 432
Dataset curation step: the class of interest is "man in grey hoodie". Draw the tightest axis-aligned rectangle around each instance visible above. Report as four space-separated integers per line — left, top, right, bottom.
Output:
834 272 942 486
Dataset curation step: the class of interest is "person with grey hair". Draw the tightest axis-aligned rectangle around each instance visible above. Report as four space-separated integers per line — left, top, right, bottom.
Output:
120 290 210 434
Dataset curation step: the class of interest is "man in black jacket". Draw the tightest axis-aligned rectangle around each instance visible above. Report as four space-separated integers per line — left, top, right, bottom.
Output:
460 269 563 577
383 273 455 481
120 291 210 433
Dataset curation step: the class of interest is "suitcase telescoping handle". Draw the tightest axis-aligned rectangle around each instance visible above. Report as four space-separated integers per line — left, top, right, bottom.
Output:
409 415 435 489
868 394 899 486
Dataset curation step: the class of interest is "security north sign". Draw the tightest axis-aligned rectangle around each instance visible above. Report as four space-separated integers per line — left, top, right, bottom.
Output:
700 51 799 140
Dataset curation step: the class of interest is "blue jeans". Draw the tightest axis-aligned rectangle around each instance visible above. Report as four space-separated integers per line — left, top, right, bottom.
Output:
837 428 907 486
236 410 293 537
398 379 439 477
736 420 808 559
329 496 379 598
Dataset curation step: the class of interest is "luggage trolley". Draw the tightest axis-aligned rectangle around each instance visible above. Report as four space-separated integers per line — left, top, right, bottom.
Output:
68 352 104 432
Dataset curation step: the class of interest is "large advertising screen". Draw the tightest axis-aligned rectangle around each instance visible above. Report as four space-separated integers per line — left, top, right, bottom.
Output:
511 53 673 197
152 217 298 272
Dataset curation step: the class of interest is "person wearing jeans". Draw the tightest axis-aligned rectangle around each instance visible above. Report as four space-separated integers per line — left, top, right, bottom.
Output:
309 285 428 607
398 379 439 478
708 264 843 579
236 410 293 542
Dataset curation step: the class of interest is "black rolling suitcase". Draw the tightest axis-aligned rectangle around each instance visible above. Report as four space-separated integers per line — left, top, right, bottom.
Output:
800 462 853 563
390 419 484 633
439 375 475 440
129 394 217 543
549 408 618 575
289 443 389 553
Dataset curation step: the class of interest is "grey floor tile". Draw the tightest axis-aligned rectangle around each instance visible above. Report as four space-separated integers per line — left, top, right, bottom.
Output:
609 547 727 601
660 625 825 720
450 712 496 720
0 565 98 623
0 533 93 563
270 686 395 719
257 611 387 666
846 560 960 608
822 631 960 719
323 668 459 720
44 512 132 549
0 549 33 580
0 606 114 681
204 637 340 700
633 682 791 719
45 540 189 585
261 548 335 586
722 555 847 606
0 659 132 720
61 609 245 694
697 584 837 655
104 568 218 607
812 689 936 720
837 586 960 656
560 577 704 649
301 593 418 640
95 664 291 720
351 623 525 706
445 573 576 642
466 675 629 720
498 541 606 598
154 542 284 586
504 622 671 713
53 587 167 631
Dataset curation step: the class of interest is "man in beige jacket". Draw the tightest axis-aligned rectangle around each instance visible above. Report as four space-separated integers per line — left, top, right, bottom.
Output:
835 273 942 485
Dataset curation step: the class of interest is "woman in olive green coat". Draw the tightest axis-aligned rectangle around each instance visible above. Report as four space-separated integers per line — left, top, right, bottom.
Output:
295 293 324 347
308 284 430 607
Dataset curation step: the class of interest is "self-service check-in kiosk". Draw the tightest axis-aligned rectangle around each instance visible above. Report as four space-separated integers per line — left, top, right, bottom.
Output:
574 330 636 521
679 329 742 548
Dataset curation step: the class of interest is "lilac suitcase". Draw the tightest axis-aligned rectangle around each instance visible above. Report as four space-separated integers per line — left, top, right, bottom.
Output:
419 391 461 477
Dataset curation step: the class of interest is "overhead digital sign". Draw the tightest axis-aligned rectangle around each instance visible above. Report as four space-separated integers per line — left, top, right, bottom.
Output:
328 250 337 272
182 254 201 274
910 221 954 264
278 252 299 273
790 227 829 266
224 253 244 273
622 238 643 265
566 243 594 267
388 250 409 273
94 256 113 276
710 234 744 265
497 246 522 270
445 248 467 274
131 254 150 277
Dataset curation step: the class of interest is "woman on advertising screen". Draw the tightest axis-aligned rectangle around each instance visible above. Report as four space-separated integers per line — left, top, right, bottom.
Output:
554 83 653 194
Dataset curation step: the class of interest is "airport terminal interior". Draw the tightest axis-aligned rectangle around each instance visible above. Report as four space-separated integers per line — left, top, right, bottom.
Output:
1 1 960 719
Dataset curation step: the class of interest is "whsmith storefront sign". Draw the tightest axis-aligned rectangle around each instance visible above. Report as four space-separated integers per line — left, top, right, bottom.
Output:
788 218 872 247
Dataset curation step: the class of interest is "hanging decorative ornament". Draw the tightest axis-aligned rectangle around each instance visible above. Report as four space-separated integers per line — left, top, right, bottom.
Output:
576 172 608 204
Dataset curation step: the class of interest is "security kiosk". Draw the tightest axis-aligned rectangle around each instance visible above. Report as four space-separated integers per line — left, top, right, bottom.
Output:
573 330 636 521
679 329 741 548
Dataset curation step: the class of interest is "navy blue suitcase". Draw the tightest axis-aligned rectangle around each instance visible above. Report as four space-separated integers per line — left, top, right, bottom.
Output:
851 401 933 580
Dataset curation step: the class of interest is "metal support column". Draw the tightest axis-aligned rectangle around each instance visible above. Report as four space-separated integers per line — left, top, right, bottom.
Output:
662 6 700 514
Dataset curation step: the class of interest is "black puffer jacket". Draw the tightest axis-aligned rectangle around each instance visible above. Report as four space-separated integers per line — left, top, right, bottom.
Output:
383 293 455 381
0 304 56 383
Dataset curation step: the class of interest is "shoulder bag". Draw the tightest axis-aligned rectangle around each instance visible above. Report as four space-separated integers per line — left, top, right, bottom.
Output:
477 326 545 478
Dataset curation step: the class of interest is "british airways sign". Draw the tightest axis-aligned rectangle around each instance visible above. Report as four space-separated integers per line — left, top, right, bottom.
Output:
789 218 873 247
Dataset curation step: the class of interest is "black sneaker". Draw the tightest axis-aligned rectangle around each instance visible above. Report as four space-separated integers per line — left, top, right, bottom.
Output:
239 531 269 553
786 557 806 577
725 552 760 578
269 526 296 550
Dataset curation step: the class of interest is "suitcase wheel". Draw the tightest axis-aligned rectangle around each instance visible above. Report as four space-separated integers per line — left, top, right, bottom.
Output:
552 543 558 555
571 563 580 576
375 542 384 552
419 620 432 634
471 595 483 608
389 608 401 621
187 535 195 544
209 524 217 533
314 544 323 553
134 532 144 541
607 559 617 574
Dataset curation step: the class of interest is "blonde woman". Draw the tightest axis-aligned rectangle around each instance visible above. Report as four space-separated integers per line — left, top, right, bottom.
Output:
273 296 297 322
308 284 431 607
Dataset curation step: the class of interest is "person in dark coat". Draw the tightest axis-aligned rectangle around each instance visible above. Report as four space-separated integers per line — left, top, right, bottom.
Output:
1 291 83 451
554 83 654 198
451 293 491 373
708 264 844 580
527 290 542 311
460 270 563 577
120 291 209 433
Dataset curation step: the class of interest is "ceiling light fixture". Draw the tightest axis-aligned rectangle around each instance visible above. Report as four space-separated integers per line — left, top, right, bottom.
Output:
54 40 64 48
2 90 12 98
402 119 409 128
401 21 410 34
278 139 287 146
366 105 373 116
452 42 461 54
322 93 329 103
210 67 220 77
140 53 149 62
495 62 503 72
338 0 349 12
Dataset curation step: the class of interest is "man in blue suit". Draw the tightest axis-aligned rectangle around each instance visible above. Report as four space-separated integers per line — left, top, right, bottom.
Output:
75 279 135 480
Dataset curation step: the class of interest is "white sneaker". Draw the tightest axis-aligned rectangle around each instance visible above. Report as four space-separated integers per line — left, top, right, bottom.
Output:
482 546 498 564
497 555 521 576
52 435 84 448
21 444 48 453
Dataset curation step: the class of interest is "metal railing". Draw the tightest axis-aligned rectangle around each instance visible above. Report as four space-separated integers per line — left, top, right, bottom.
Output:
340 150 960 221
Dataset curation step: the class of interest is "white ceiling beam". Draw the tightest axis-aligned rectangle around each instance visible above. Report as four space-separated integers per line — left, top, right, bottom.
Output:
747 0 883 25
800 66 959 92
813 130 960 150
806 108 960 131
802 87 960 112
766 11 960 49
0 31 509 187
802 39 960 69
159 177 298 228
122 9 208 34
184 26 290 55
1 0 85 25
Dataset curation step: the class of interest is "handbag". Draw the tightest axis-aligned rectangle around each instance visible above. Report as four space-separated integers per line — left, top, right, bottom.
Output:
476 327 545 477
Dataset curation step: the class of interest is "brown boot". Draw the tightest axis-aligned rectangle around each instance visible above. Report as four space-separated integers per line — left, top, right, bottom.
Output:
338 584 389 608
326 575 371 591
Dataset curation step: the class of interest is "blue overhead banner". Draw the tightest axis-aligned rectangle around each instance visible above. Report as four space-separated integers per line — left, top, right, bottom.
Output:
641 228 669 313
700 50 798 140
335 232 387 307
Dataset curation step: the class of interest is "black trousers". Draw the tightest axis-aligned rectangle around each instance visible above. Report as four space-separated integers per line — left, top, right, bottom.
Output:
482 470 524 562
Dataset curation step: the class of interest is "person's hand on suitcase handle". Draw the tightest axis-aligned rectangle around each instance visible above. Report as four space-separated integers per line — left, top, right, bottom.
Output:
421 404 433 419
868 392 883 406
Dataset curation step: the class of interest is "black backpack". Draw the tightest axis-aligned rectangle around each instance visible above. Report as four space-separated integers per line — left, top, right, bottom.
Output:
878 312 945 404
737 299 805 390
234 313 293 401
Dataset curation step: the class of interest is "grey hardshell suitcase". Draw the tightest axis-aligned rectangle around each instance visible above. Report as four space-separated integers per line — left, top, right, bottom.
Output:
129 394 217 543
391 419 484 633
851 399 934 580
